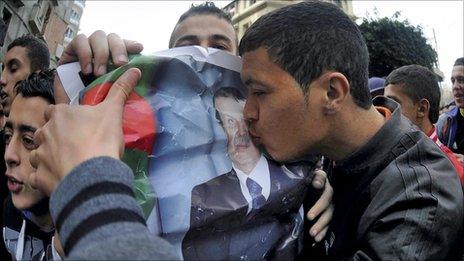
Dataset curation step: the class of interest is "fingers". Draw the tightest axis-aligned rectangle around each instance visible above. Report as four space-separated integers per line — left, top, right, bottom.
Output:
58 30 144 77
307 175 333 220
309 204 333 241
88 30 110 76
29 149 39 169
108 33 129 66
124 39 144 54
105 68 141 106
314 226 329 243
60 34 93 74
311 169 327 189
29 170 39 190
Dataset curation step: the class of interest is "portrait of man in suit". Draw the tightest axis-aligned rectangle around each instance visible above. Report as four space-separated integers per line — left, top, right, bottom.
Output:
182 87 311 260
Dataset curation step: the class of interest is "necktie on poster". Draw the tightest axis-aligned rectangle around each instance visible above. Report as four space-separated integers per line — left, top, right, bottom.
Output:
56 46 318 259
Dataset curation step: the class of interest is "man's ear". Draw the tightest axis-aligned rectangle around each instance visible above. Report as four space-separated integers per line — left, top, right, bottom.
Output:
416 98 430 119
324 72 350 115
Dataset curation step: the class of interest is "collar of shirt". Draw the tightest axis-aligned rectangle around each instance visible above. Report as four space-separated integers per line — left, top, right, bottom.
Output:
233 155 271 214
428 126 443 146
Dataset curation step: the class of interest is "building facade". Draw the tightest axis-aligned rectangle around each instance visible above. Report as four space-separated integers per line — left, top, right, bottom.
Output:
223 0 354 40
0 0 85 68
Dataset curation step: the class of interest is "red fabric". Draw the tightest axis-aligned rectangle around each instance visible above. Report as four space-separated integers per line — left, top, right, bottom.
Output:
82 82 157 154
375 106 392 120
429 127 464 184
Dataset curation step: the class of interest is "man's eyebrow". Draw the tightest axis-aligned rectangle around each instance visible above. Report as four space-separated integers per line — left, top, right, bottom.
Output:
243 78 268 88
18 124 37 134
210 34 233 44
174 35 199 44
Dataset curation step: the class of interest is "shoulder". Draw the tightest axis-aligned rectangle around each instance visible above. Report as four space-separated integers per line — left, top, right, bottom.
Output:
191 171 239 200
437 107 457 127
367 133 463 221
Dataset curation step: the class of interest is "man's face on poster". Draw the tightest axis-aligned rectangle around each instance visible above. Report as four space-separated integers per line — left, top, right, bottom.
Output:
215 95 260 166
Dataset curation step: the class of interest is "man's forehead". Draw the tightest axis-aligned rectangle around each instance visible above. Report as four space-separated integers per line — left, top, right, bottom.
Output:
4 46 29 63
452 65 464 75
8 95 48 127
172 15 236 41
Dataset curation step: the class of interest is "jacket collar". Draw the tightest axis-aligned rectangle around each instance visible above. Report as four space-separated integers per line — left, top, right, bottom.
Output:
333 96 417 175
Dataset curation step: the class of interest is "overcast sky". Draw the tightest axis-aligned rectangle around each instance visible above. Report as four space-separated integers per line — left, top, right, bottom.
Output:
78 1 463 87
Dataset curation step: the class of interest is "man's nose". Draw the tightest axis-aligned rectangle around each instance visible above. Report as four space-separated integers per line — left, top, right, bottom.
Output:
0 71 7 87
5 139 20 168
237 119 248 135
243 98 258 125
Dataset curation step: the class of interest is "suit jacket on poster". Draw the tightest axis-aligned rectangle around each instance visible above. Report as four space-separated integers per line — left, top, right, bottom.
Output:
182 159 309 260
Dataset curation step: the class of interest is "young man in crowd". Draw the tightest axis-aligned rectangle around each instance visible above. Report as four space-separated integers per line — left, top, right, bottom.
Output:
383 64 464 182
0 34 51 259
1 35 50 116
54 0 332 249
437 57 464 163
238 1 462 260
183 87 311 259
2 71 61 260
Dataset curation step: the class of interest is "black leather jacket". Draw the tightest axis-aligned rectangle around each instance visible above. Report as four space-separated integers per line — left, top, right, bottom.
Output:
327 97 464 260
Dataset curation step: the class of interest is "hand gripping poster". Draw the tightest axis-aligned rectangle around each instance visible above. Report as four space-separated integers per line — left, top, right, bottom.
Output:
56 46 318 260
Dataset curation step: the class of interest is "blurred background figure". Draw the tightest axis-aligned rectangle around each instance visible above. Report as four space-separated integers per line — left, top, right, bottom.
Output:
368 77 385 97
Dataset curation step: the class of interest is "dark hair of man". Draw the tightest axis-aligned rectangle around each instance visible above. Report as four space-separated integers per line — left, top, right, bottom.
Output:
7 34 50 72
239 1 372 109
213 87 245 123
14 69 55 105
454 57 464 67
385 65 440 123
169 1 233 48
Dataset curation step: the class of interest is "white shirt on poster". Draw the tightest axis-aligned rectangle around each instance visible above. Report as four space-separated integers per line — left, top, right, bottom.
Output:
233 155 271 214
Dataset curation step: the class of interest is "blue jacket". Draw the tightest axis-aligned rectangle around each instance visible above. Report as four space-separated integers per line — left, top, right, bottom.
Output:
437 106 460 150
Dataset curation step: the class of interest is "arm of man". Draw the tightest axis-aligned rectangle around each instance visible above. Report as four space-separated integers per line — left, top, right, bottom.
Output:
30 69 176 259
50 156 175 260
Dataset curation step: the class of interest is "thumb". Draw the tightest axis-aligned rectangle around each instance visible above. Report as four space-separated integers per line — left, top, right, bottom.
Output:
105 67 141 107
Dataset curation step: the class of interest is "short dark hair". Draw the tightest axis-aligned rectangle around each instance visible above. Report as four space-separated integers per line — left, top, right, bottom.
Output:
239 1 371 109
213 87 244 123
7 34 50 72
14 69 55 105
385 65 440 123
454 57 464 67
169 1 233 48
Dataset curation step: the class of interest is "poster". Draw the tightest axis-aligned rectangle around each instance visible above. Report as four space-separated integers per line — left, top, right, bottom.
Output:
57 46 317 259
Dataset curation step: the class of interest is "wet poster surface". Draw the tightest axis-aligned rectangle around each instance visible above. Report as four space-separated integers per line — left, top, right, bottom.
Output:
57 46 316 259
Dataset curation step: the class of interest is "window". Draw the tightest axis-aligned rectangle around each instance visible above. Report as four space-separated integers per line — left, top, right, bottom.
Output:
70 9 80 24
225 4 236 17
65 27 74 39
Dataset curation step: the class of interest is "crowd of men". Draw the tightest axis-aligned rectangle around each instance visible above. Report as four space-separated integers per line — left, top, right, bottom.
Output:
0 1 463 260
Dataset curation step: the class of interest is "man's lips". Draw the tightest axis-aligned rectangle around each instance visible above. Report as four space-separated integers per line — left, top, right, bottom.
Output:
5 173 23 193
236 143 249 149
